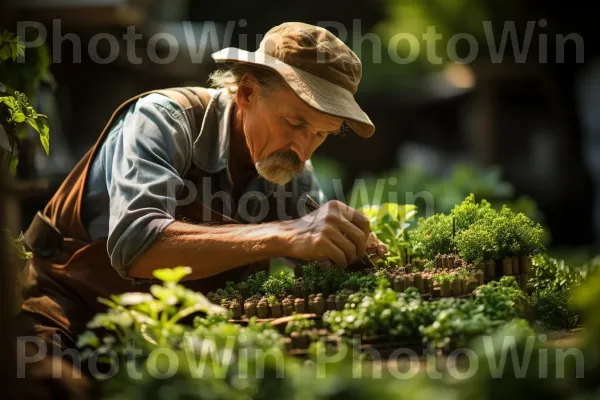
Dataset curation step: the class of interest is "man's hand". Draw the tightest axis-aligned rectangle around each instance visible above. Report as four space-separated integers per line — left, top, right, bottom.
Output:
279 200 385 268
366 232 388 263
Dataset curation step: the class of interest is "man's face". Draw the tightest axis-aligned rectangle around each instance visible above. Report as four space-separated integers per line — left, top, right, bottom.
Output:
237 81 344 185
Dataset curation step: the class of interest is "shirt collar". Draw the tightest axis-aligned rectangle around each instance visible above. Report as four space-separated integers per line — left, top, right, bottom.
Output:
191 88 233 173
191 88 277 196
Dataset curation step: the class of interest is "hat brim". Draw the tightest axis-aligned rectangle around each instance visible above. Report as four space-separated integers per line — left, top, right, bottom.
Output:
211 48 375 138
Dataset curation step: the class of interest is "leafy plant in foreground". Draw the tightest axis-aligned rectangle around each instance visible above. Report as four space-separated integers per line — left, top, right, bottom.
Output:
530 287 580 329
527 254 597 329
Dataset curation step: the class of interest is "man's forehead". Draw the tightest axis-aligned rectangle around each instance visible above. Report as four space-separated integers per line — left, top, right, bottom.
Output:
280 99 344 128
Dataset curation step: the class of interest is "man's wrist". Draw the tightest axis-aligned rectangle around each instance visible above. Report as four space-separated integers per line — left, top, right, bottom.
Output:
261 221 294 259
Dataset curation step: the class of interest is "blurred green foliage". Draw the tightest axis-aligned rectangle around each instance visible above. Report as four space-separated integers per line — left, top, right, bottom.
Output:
313 160 541 222
372 0 519 71
528 254 599 330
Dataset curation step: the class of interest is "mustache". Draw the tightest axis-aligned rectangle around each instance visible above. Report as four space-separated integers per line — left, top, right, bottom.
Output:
264 150 303 169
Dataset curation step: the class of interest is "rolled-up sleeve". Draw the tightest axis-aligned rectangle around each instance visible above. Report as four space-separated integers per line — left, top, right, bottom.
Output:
105 94 192 278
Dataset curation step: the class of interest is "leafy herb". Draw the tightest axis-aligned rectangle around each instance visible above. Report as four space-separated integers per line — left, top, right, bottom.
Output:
263 270 294 296
410 213 454 259
359 203 417 265
246 270 268 296
530 287 580 329
0 30 25 62
450 193 496 232
0 91 49 155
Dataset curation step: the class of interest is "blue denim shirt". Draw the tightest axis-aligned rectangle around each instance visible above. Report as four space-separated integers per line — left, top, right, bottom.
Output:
81 88 326 278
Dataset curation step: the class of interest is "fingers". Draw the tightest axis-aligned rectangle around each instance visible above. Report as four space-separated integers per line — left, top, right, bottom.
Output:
338 219 368 257
321 238 348 268
327 228 358 266
327 201 371 237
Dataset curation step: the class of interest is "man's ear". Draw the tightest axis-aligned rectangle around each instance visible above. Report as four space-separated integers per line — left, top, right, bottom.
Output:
236 72 256 111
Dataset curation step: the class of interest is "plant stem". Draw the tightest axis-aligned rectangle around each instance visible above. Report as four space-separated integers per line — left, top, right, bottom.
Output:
165 303 212 330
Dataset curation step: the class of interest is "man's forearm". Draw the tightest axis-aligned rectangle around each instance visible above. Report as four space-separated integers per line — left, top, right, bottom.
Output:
128 221 288 280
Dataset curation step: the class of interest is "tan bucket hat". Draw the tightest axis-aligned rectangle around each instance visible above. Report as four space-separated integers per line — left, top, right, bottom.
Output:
211 22 375 138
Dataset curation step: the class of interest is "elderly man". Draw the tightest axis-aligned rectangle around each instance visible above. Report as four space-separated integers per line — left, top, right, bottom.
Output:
18 22 384 355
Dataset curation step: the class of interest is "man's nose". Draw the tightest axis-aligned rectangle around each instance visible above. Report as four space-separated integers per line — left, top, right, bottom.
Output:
291 130 313 162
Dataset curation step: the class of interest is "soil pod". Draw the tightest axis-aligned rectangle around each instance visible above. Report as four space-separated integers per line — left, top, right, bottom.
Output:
257 298 270 319
440 281 451 297
502 257 513 276
474 270 484 286
294 298 306 314
485 260 495 278
270 303 282 318
326 295 337 311
290 331 310 349
293 282 303 299
520 256 532 274
451 278 462 296
308 295 316 314
447 255 456 268
461 278 469 295
512 256 520 274
313 295 326 315
405 263 413 274
393 276 403 292
398 275 408 292
244 299 257 318
229 299 242 319
439 255 447 269
435 255 443 269
413 273 423 293
282 298 294 316
423 277 433 295
475 261 485 272
405 275 414 290
454 258 463 268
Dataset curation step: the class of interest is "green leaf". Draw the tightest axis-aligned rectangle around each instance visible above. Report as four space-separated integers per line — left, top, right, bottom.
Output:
16 40 25 59
87 310 133 329
27 116 49 155
152 266 192 283
117 292 155 306
0 46 10 61
150 284 179 305
8 152 18 176
129 310 158 326
76 330 100 349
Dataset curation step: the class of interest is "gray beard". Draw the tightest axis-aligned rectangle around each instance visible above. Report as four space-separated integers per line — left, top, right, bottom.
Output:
255 154 304 185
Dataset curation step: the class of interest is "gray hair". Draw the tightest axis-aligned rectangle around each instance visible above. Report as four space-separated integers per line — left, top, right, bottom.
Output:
207 63 286 98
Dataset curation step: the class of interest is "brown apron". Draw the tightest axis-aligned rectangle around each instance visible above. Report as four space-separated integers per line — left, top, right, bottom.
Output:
16 87 266 351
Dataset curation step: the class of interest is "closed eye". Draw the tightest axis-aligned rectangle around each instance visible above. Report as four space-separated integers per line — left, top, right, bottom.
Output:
284 118 304 130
